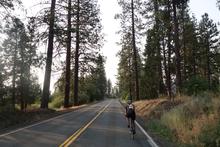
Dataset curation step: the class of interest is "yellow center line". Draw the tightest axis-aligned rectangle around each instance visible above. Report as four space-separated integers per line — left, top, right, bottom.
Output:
59 101 112 147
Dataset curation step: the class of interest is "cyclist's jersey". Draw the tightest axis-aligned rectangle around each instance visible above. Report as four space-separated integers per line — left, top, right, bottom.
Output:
126 104 136 120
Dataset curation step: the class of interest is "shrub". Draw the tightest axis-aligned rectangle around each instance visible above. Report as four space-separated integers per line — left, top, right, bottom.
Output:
183 76 209 96
199 120 220 147
78 92 90 105
50 93 63 109
147 119 174 141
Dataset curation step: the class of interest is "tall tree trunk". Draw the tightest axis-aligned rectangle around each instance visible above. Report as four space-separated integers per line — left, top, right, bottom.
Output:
154 0 164 95
12 30 18 111
74 0 80 106
129 54 132 100
181 3 187 81
192 47 196 76
20 48 25 111
41 0 56 109
172 0 182 93
162 33 168 95
131 0 139 100
167 1 172 100
64 0 71 108
206 42 211 89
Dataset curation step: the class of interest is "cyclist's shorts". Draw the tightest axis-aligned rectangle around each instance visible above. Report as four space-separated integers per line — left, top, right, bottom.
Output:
127 109 135 120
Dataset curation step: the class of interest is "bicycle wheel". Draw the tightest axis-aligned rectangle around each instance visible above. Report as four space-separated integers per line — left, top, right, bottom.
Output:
130 129 134 140
130 119 135 140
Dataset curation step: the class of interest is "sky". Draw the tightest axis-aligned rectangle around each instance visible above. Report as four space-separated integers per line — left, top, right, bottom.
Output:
20 0 220 90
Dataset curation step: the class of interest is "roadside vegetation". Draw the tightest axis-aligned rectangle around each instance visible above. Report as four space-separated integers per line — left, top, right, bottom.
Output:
132 92 220 147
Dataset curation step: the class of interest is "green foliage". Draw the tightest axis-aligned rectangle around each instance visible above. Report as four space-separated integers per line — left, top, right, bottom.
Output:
142 28 160 99
183 76 209 96
106 79 112 97
117 32 142 100
0 17 42 110
52 55 107 108
50 92 63 109
147 119 174 141
198 13 220 88
199 120 220 147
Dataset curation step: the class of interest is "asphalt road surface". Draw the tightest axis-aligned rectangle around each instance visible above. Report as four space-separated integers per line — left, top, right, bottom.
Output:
0 99 152 147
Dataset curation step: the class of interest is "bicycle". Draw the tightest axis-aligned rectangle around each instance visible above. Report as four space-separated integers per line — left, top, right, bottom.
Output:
128 118 136 140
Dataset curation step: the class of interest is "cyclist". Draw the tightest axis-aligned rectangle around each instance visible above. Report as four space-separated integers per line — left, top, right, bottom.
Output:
125 99 136 134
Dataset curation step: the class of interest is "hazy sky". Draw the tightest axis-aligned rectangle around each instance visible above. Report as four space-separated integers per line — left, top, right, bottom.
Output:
20 0 220 89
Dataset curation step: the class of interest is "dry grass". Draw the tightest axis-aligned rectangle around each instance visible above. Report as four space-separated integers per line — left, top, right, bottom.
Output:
134 94 220 146
134 99 167 119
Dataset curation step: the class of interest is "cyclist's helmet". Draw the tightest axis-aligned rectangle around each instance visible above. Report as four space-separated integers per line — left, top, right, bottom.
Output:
127 99 132 104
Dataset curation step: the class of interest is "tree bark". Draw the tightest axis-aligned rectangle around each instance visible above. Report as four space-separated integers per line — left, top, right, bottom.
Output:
12 30 18 111
41 0 56 109
206 42 211 89
167 1 172 100
181 3 187 81
172 0 182 93
131 0 139 100
74 0 80 106
64 0 71 108
154 0 165 95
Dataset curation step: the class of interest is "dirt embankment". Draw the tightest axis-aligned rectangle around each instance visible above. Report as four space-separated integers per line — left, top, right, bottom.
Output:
134 98 182 120
133 98 183 147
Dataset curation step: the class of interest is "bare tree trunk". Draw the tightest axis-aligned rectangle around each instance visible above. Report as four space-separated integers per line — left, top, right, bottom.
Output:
154 0 164 96
181 3 187 81
131 0 139 100
167 1 172 100
41 0 56 109
64 0 71 108
192 47 196 76
20 47 25 111
162 34 168 95
206 42 211 89
172 0 182 93
12 30 18 111
74 0 80 106
129 53 132 100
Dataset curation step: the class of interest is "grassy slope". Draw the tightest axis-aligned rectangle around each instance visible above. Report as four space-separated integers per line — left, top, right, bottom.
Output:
133 93 220 147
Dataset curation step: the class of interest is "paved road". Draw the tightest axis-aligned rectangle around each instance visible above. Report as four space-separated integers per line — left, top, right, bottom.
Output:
0 99 152 147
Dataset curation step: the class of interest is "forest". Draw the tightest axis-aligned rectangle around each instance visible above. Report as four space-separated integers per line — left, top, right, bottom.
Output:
0 0 220 146
117 0 220 101
0 0 113 112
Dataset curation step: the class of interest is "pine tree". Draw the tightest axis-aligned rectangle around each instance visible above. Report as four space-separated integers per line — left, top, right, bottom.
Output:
41 0 56 109
143 28 160 98
198 13 220 89
117 32 140 100
106 79 112 97
92 55 107 100
0 57 6 105
1 17 41 110
64 0 71 108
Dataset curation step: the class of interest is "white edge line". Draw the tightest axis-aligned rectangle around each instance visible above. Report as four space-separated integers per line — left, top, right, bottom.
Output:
135 121 159 147
0 107 87 138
